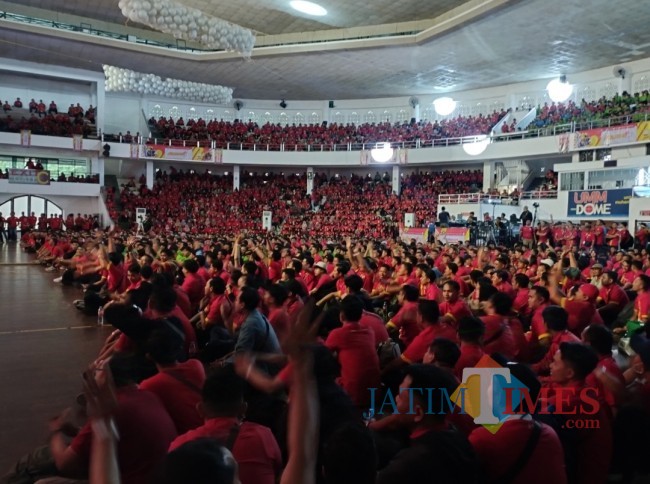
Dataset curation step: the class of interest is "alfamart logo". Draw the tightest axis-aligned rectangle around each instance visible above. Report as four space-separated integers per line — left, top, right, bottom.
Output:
366 355 601 434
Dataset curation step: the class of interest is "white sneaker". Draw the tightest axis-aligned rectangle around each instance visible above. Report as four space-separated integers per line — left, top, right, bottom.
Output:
53 277 63 283
45 266 56 272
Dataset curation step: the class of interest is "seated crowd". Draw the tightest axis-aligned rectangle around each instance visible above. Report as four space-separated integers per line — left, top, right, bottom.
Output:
111 169 482 238
530 91 650 129
0 96 96 138
3 198 650 484
145 110 506 148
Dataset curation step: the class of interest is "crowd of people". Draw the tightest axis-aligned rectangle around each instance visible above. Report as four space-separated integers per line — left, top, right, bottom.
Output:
529 91 650 129
0 96 96 138
1 197 650 483
146 110 506 148
109 169 483 238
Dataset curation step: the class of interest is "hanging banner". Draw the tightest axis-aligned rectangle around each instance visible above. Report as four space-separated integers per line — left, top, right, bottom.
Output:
434 226 470 244
557 133 570 153
567 189 632 217
73 134 83 151
130 143 140 159
360 147 408 165
20 129 31 147
262 211 272 231
140 144 215 161
8 169 50 185
214 149 223 164
399 227 428 244
573 122 650 149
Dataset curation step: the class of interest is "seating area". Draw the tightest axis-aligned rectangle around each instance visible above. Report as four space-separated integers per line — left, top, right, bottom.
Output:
529 91 650 128
115 169 482 236
145 110 507 148
0 97 97 138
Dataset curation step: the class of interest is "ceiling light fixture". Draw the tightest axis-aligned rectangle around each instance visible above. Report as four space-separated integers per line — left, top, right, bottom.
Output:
371 142 394 163
290 0 327 16
462 135 490 156
433 97 456 116
546 75 573 103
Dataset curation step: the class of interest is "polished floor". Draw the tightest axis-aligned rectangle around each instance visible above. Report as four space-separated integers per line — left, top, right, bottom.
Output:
0 243 110 472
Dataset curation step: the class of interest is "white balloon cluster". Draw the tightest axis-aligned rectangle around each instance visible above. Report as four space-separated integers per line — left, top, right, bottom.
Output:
103 65 233 104
118 0 256 57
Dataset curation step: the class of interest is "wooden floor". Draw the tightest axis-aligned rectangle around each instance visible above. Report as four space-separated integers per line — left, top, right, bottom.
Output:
0 243 111 472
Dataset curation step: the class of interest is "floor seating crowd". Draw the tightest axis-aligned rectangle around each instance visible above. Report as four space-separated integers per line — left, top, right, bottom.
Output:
0 96 96 137
1 199 649 483
146 110 507 148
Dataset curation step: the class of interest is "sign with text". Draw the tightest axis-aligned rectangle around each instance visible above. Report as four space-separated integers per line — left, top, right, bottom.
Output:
573 122 650 149
262 211 272 231
8 169 50 185
399 227 428 244
567 189 632 217
435 226 470 244
140 144 215 162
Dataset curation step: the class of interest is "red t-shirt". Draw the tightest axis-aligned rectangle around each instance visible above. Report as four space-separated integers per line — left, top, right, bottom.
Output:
389 300 420 346
598 284 629 308
70 386 177 484
359 310 390 347
512 289 529 317
402 323 457 364
469 417 567 484
181 272 204 309
139 360 205 434
170 417 282 484
420 283 441 301
206 294 230 328
455 343 485 378
561 298 603 336
532 330 580 375
480 314 517 360
325 322 380 406
174 285 193 318
439 298 472 326
268 306 290 345
635 290 650 321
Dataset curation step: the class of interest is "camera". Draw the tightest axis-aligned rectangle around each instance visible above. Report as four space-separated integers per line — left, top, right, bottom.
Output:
532 202 539 208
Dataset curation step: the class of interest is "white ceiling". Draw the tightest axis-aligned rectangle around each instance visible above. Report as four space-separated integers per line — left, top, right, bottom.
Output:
1 0 650 100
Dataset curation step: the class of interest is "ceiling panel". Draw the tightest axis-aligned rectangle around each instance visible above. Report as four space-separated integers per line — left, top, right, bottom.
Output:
0 0 650 100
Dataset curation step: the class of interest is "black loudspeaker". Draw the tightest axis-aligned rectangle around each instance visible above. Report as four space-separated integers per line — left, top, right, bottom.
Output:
328 101 335 108
102 143 111 157
604 159 617 167
410 117 416 124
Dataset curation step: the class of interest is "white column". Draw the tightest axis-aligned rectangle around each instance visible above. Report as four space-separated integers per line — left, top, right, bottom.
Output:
91 155 104 186
483 161 493 191
233 165 240 191
306 167 314 195
392 165 400 195
412 104 420 123
96 78 105 136
146 160 154 189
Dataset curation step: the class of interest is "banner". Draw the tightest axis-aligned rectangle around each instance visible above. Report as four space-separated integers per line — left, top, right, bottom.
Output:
573 122 650 149
20 129 31 147
73 134 83 151
214 149 223 164
557 133 570 153
140 144 215 162
360 147 408 165
8 169 50 185
567 189 632 217
130 143 140 159
262 211 272 231
435 226 470 244
399 227 428 244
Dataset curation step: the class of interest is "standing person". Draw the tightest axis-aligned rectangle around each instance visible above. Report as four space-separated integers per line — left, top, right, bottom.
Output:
519 206 533 225
6 211 18 242
438 206 450 226
0 211 6 243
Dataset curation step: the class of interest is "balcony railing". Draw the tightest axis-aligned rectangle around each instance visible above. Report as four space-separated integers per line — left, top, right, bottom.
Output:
519 190 558 200
102 112 650 153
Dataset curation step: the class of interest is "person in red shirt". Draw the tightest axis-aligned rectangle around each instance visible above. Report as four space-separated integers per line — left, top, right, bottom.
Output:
548 273 604 336
631 274 650 324
263 283 291 349
532 305 581 375
480 292 518 360
543 342 613 484
325 296 380 407
6 211 18 241
582 325 625 412
469 364 567 484
454 316 486 378
596 271 629 326
169 367 282 484
520 220 534 248
419 268 441 302
140 328 206 434
536 221 551 245
181 259 204 313
492 270 516 300
528 285 551 350
512 273 530 318
439 280 472 326
386 284 420 346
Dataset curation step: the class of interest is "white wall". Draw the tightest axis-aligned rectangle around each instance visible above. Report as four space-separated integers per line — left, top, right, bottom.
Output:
104 94 146 136
0 73 93 111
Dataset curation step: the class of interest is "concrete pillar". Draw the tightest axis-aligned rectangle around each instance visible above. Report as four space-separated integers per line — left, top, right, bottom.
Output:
233 165 240 191
392 165 400 195
412 104 420 123
91 155 104 186
96 78 105 136
483 161 493 191
146 160 154 189
306 167 314 195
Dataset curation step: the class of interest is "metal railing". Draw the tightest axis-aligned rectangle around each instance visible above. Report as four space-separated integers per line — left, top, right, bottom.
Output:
102 111 650 152
519 190 558 200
